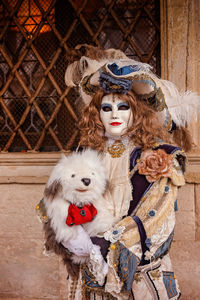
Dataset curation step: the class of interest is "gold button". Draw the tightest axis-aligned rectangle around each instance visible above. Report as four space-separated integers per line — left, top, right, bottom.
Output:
110 244 116 250
35 205 39 210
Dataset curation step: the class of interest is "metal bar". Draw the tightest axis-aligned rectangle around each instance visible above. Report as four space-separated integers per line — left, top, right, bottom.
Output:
68 0 101 47
92 0 115 43
0 96 32 151
9 14 65 150
65 129 79 151
0 0 24 40
107 5 143 59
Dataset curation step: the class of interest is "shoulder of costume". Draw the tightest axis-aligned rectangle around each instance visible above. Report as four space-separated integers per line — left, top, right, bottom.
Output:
153 143 186 173
153 143 183 154
128 143 186 215
130 143 186 172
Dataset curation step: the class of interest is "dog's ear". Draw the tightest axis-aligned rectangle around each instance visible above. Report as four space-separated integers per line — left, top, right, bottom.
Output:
44 180 62 201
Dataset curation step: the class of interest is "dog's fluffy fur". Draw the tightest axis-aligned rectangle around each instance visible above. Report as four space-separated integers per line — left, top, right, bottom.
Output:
43 149 117 267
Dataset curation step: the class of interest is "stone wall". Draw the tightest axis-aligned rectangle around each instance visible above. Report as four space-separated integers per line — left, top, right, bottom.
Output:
0 183 68 300
171 184 200 300
161 1 200 299
161 0 200 146
0 0 200 299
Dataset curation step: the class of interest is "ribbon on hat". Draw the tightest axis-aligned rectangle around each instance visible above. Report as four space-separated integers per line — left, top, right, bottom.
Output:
107 63 142 75
99 70 133 94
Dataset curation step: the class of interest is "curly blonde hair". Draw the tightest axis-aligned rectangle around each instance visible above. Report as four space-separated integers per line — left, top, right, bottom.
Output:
78 90 170 151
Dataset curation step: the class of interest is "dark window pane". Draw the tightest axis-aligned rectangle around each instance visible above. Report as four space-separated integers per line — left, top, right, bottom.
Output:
0 0 160 152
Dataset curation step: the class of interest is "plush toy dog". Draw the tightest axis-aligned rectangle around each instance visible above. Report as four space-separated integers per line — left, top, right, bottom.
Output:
42 149 117 282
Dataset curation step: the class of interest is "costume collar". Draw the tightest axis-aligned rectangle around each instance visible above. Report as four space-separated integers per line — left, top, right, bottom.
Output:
105 132 130 146
105 133 130 158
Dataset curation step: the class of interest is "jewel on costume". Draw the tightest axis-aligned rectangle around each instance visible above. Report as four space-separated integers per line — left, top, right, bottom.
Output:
107 140 126 158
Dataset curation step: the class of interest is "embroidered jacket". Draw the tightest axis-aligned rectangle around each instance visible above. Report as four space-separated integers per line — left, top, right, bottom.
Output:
82 144 185 299
91 144 185 257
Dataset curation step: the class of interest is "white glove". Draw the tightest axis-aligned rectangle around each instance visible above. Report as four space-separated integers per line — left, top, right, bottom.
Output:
88 244 108 285
61 225 93 256
61 226 108 285
90 244 108 275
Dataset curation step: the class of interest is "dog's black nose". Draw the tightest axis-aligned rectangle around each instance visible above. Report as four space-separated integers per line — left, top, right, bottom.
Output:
81 178 91 186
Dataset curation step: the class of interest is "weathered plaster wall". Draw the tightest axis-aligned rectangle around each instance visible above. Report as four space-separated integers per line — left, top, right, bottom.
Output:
171 184 200 300
0 152 200 300
161 0 200 299
161 0 200 147
0 183 68 300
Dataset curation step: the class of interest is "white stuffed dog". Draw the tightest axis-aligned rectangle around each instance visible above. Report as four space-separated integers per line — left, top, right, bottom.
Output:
43 149 117 284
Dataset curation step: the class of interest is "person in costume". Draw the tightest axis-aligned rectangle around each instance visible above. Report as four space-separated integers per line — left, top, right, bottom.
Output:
41 45 200 299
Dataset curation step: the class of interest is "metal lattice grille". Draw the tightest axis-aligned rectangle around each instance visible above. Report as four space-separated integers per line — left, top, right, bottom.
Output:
0 0 160 152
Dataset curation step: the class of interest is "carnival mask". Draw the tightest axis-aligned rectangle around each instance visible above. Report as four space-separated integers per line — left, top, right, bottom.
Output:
100 94 133 137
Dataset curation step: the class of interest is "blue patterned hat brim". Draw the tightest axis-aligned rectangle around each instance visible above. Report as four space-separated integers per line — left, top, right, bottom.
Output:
99 71 133 94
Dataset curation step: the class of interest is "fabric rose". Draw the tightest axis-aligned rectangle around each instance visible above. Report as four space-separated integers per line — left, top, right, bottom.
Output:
138 149 172 182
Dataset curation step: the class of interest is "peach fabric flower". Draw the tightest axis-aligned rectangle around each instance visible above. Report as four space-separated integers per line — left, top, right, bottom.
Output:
138 149 172 183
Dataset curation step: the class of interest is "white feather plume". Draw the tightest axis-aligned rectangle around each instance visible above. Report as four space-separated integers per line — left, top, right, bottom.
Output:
115 59 153 72
159 79 200 127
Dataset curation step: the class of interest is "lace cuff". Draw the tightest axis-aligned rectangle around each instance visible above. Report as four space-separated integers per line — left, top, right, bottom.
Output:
88 245 108 286
104 225 126 243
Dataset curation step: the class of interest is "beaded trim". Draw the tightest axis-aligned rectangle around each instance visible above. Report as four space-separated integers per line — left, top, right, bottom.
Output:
81 264 117 299
80 73 99 95
69 278 78 300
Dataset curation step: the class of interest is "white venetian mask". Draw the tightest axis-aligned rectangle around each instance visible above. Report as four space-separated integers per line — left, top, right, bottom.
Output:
100 94 133 137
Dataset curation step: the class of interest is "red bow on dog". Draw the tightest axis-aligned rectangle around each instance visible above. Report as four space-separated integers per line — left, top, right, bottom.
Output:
66 203 97 226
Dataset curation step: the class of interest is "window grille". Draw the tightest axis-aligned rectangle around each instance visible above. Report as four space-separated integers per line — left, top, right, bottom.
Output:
0 0 160 152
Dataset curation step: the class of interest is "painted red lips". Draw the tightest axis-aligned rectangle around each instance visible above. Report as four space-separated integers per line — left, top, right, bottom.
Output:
110 122 122 126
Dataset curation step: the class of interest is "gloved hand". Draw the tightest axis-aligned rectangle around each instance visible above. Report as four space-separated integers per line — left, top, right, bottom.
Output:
62 225 108 285
88 243 108 285
90 244 108 276
61 225 93 256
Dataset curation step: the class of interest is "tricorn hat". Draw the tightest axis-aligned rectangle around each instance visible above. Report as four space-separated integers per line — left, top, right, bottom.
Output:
65 53 200 135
